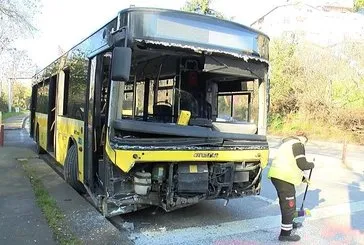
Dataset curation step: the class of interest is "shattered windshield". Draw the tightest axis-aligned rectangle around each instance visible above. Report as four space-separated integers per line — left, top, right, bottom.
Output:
176 88 212 120
176 89 199 117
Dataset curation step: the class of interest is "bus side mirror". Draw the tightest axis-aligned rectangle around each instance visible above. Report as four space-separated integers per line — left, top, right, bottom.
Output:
111 47 131 82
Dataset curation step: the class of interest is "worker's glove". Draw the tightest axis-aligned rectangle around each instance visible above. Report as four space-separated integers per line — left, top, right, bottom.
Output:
308 161 315 169
302 176 311 185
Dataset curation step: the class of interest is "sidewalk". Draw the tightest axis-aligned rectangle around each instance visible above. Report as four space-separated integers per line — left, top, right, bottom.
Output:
2 112 29 129
0 147 56 245
1 116 133 244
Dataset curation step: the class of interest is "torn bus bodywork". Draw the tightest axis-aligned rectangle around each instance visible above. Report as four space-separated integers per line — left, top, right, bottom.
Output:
96 11 270 215
101 120 269 215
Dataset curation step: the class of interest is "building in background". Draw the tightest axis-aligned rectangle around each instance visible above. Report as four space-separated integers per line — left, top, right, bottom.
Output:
251 0 364 47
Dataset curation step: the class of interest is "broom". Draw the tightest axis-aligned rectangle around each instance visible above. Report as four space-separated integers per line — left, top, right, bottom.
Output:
295 168 313 217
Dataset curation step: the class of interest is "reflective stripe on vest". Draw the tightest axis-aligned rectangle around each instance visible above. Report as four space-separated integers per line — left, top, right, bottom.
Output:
268 139 303 185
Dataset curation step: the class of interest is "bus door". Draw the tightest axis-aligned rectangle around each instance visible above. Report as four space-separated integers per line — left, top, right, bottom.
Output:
47 75 57 153
30 86 37 138
84 53 111 191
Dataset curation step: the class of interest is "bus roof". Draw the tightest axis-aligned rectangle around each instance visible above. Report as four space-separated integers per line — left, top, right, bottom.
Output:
33 7 269 83
122 7 269 60
120 7 269 39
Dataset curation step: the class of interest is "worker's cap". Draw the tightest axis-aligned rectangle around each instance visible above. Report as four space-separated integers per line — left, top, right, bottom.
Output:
296 131 308 145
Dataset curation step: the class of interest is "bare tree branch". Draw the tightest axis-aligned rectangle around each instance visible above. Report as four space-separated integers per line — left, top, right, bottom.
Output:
0 0 39 56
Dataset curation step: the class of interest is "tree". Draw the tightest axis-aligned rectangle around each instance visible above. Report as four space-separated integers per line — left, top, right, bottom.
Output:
0 93 7 111
12 81 31 109
0 49 35 112
0 0 39 108
354 0 364 11
181 0 225 18
269 39 300 115
0 0 39 56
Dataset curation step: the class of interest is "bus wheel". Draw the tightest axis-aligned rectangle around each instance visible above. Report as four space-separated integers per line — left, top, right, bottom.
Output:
64 144 86 194
35 128 46 154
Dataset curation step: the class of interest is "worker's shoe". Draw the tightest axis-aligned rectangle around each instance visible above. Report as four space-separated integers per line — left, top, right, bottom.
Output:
279 234 301 242
293 221 302 229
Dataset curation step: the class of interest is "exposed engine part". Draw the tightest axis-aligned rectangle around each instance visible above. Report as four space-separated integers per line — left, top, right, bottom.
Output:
224 199 229 206
233 162 250 183
166 163 175 207
152 164 166 183
100 160 263 216
209 163 235 197
238 166 262 192
102 159 134 196
177 163 209 193
235 162 246 171
134 171 152 195
233 171 249 183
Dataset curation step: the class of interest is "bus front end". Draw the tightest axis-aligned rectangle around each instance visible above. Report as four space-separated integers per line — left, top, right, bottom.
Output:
98 8 270 216
103 132 269 215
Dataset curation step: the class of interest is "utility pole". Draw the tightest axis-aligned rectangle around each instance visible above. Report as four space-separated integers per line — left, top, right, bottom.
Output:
8 58 16 113
8 78 12 112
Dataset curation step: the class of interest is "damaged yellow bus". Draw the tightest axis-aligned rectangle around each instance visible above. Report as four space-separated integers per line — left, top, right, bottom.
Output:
30 7 270 217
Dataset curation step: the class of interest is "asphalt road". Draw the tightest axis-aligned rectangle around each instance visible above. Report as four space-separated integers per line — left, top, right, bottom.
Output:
117 137 364 245
10 117 364 244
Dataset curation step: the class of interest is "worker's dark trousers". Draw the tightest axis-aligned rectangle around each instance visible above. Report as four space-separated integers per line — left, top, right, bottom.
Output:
271 178 296 236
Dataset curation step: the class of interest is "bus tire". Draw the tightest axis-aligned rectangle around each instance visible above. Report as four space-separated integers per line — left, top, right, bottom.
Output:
35 127 46 154
64 144 86 194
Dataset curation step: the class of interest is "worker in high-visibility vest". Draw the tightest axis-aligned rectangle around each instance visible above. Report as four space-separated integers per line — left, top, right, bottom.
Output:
268 133 314 242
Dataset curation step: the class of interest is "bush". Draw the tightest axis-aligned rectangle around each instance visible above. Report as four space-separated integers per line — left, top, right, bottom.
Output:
268 37 364 143
268 113 284 130
330 108 364 131
0 93 7 112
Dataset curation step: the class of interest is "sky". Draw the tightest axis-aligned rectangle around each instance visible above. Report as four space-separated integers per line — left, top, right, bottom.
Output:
16 0 285 68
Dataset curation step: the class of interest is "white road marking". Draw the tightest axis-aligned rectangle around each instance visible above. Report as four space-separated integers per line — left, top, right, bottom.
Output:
304 178 364 191
133 200 364 245
254 195 278 205
325 180 364 191
309 200 364 221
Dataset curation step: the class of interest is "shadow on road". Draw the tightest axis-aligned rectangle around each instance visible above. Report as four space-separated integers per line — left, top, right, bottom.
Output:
296 188 325 211
349 172 364 233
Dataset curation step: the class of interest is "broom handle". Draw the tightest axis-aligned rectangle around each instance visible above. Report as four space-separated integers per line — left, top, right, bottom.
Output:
300 168 313 210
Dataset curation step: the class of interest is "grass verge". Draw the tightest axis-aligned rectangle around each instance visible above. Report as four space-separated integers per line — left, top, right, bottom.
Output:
1 111 27 121
19 159 82 245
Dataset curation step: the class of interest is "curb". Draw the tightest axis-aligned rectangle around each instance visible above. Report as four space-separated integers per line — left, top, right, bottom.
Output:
29 157 134 245
2 114 29 130
22 115 29 128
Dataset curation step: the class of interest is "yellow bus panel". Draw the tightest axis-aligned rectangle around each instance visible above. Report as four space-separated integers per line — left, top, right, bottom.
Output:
105 137 269 173
56 116 85 183
35 113 48 150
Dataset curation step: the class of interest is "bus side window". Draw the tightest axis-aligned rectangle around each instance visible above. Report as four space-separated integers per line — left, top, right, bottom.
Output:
63 69 70 116
64 57 88 120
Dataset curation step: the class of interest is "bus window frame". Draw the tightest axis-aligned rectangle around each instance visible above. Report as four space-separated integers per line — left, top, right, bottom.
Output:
120 77 176 121
217 91 252 122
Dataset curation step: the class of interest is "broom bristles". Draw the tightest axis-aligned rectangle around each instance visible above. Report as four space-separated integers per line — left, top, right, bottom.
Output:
295 208 311 217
